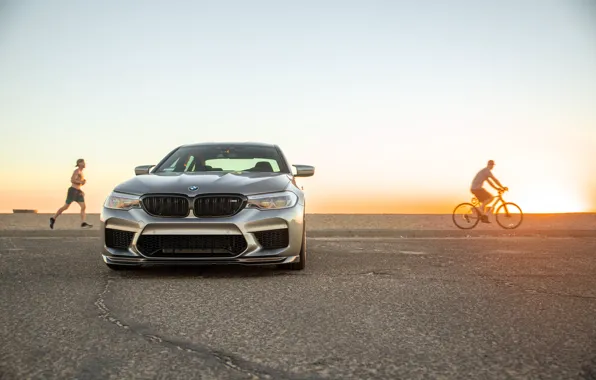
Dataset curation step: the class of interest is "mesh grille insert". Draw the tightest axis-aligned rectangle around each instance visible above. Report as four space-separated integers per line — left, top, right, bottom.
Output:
254 229 290 249
137 235 248 257
105 228 134 249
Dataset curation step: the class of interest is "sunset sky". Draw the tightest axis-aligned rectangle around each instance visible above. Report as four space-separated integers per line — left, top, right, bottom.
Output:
1 0 595 214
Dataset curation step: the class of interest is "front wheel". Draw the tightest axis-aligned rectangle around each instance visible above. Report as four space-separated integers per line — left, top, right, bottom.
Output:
452 203 481 229
495 202 523 229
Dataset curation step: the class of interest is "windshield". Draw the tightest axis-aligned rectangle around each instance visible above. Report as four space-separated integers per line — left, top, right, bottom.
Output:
154 145 288 174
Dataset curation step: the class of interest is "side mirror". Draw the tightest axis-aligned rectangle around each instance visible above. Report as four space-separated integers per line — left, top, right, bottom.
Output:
135 165 154 176
293 165 315 177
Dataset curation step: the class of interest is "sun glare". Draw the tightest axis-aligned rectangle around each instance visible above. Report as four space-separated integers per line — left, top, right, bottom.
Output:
511 189 588 213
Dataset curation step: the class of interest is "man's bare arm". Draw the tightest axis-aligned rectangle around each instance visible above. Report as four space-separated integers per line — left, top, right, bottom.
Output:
488 173 504 189
71 170 84 185
487 178 501 190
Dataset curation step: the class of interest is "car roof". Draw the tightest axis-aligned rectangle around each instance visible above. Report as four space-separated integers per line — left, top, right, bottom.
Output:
179 142 278 149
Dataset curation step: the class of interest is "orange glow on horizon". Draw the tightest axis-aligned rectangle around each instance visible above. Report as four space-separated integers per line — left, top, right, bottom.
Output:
305 194 593 215
1 167 594 215
1 195 594 215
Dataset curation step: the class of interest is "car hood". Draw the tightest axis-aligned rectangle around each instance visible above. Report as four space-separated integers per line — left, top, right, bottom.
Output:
113 172 292 196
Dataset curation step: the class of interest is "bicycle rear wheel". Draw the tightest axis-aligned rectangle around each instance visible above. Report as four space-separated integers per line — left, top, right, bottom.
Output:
495 202 523 229
452 203 481 229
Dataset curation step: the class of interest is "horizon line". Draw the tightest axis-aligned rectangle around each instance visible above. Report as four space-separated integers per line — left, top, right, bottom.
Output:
2 211 595 216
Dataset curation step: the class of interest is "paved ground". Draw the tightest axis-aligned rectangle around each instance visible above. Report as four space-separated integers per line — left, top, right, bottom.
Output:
3 213 596 232
1 234 596 379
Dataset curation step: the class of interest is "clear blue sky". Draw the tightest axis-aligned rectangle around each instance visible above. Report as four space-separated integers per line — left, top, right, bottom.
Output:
1 0 595 213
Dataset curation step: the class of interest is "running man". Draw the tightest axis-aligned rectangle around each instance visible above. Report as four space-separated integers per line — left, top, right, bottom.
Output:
50 159 93 229
470 160 507 223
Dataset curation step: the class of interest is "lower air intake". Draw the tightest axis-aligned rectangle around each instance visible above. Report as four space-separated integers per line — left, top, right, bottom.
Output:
136 235 248 257
105 229 134 249
254 229 290 249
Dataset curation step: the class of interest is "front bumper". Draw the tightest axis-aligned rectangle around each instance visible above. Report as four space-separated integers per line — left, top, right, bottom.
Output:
100 204 304 267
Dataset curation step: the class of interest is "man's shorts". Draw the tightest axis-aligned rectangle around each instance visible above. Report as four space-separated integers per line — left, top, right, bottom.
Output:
471 188 492 203
66 187 85 204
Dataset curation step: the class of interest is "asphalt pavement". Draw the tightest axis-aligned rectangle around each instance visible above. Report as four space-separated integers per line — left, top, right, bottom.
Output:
1 234 596 379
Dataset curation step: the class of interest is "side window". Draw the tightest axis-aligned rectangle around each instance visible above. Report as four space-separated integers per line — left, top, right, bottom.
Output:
162 156 195 172
162 158 179 172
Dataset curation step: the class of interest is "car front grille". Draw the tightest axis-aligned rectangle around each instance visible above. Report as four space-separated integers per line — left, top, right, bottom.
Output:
193 196 245 217
254 228 290 249
142 196 189 217
105 228 135 249
136 235 248 257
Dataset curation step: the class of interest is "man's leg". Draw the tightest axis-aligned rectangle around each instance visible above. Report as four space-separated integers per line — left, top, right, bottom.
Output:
50 203 70 229
476 189 494 222
51 188 76 228
77 201 93 228
480 196 493 213
482 196 495 222
78 202 86 223
472 189 490 217
54 203 71 218
484 196 496 215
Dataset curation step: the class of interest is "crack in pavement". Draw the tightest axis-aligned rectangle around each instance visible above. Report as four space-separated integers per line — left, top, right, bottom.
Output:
485 277 596 301
94 276 313 380
522 288 596 300
580 356 596 380
349 271 395 276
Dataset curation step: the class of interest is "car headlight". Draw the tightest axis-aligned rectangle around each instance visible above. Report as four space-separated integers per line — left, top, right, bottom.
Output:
104 192 141 210
247 191 298 210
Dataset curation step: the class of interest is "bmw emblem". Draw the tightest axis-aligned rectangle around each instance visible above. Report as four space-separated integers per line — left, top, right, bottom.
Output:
188 185 199 191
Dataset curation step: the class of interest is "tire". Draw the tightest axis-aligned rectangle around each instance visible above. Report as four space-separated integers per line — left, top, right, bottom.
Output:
278 224 306 271
495 202 523 229
452 202 481 230
106 263 140 271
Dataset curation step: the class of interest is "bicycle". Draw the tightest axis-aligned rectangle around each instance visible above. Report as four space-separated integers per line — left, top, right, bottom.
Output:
452 188 523 230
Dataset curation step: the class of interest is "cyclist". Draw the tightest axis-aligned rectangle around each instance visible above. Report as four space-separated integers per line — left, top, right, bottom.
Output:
470 160 507 223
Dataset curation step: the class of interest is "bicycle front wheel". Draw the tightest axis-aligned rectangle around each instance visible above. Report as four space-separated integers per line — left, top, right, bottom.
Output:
495 202 523 229
452 203 481 229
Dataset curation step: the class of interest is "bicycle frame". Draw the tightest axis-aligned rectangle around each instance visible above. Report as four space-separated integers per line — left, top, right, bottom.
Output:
471 189 508 215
